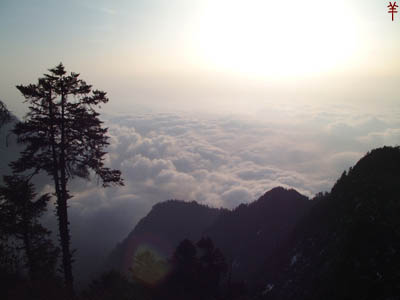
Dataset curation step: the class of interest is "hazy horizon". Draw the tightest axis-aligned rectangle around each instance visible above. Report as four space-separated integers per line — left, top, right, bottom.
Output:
1 0 399 118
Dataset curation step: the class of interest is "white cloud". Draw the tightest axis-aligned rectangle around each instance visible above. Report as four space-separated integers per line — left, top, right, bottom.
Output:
122 155 175 182
97 110 400 214
221 187 253 209
27 107 399 283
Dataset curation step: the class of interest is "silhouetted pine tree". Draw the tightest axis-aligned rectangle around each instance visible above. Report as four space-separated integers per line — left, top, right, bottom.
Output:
0 175 59 280
197 237 227 297
83 270 144 300
0 186 19 283
169 239 198 298
11 63 124 296
165 237 227 300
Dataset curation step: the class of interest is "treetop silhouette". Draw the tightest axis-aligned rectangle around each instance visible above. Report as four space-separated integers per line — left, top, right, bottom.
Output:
12 63 124 297
0 175 59 281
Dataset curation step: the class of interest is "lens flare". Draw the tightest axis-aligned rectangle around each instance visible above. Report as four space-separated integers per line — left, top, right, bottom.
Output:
131 245 170 286
122 234 173 286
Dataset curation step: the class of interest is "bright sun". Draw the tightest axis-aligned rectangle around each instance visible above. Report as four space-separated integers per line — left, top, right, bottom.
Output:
191 0 361 78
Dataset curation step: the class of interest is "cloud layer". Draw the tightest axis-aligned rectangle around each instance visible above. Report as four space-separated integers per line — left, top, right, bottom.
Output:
35 105 400 283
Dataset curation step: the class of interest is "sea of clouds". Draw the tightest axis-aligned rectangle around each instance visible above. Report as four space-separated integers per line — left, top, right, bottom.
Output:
33 103 399 282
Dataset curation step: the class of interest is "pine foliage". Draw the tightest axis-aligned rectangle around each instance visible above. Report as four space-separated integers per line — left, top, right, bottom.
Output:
11 63 123 295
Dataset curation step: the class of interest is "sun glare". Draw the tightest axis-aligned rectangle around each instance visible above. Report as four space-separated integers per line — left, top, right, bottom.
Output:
191 0 361 78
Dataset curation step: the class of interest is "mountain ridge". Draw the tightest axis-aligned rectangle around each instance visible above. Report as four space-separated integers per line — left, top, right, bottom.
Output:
105 146 400 300
106 199 226 274
107 186 313 281
256 146 400 300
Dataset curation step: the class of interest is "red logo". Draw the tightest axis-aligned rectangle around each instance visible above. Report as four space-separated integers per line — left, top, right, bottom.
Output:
388 2 398 21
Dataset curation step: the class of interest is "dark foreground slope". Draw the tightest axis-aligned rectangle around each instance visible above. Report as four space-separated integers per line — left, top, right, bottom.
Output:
107 200 225 273
258 146 400 300
206 187 313 280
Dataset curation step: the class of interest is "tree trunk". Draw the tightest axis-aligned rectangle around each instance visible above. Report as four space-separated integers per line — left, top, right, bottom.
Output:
59 85 74 297
57 187 74 297
49 90 74 297
22 200 35 280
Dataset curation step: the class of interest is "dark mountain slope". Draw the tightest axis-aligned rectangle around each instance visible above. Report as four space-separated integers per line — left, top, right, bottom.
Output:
0 115 20 180
107 200 225 274
205 187 313 280
107 188 313 281
258 146 400 300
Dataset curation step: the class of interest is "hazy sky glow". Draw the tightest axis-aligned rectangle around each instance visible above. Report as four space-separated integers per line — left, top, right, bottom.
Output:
1 0 399 116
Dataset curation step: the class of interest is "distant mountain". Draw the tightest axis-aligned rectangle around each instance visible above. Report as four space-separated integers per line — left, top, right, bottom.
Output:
257 146 400 300
205 187 313 280
107 187 313 282
106 146 400 300
0 115 20 181
107 200 226 274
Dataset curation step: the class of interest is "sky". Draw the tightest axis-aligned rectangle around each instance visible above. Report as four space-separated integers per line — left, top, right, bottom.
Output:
1 0 400 116
1 0 400 283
